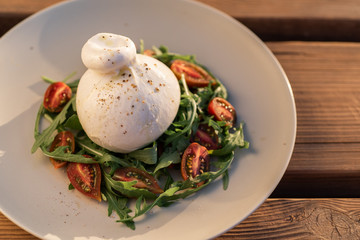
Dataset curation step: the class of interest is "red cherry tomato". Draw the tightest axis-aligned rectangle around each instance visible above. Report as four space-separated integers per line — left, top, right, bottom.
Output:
67 157 102 202
49 131 75 169
181 143 210 184
43 82 72 112
193 124 219 150
143 49 155 57
112 167 163 194
208 97 236 127
170 60 215 88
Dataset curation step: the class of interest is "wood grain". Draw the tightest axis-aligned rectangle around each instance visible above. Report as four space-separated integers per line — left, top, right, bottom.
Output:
2 0 360 239
269 41 360 144
216 199 360 240
0 0 63 14
2 0 360 19
2 0 360 40
0 214 38 239
267 41 360 197
197 0 360 41
3 199 360 239
198 0 360 19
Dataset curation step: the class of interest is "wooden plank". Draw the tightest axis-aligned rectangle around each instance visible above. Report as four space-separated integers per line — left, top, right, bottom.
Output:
1 0 359 19
216 198 360 239
0 0 63 37
273 144 360 197
268 41 360 144
289 143 360 173
0 0 359 239
198 0 360 41
198 0 360 19
275 143 360 197
3 199 360 239
0 213 38 239
0 0 63 14
1 0 360 41
267 41 360 196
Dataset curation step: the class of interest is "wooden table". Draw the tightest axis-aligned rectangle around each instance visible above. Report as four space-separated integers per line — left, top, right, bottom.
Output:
2 0 360 239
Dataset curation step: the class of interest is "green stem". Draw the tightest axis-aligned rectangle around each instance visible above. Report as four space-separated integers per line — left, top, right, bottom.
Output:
41 76 56 84
62 71 77 83
165 75 197 145
31 97 75 153
33 104 44 139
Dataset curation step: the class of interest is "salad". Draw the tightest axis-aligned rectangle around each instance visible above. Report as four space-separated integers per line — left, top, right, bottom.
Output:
31 33 249 230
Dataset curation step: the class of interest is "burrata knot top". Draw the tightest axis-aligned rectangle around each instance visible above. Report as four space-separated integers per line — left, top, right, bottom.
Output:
76 33 180 153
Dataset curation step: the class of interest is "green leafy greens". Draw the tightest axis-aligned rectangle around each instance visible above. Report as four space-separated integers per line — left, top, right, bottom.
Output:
31 44 249 230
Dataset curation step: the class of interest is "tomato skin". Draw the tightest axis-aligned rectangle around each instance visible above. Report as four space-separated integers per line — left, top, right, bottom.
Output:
181 143 210 183
208 97 236 127
67 158 102 202
170 60 215 88
193 124 219 150
49 131 75 169
143 49 155 57
112 167 163 194
43 82 72 112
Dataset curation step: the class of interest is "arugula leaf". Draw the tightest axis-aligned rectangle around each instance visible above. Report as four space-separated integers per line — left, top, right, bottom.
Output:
209 123 249 156
139 39 145 54
31 97 76 153
151 46 196 66
103 171 157 199
40 145 97 163
164 76 198 145
103 188 135 230
42 72 78 87
75 136 132 167
128 142 157 165
222 170 229 190
117 186 180 223
194 85 214 109
66 79 80 91
41 76 56 84
154 150 180 173
199 64 228 99
63 114 83 130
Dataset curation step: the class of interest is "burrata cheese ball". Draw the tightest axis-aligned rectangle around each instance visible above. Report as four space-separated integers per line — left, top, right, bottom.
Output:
76 33 180 153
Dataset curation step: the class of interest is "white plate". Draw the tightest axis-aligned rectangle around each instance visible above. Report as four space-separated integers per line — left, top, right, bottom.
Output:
0 0 296 239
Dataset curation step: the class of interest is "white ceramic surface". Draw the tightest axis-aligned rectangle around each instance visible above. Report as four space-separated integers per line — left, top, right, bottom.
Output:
0 0 296 239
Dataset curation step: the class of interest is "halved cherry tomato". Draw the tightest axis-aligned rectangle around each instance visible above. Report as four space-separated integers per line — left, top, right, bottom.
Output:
49 131 75 169
170 60 215 88
208 97 236 127
181 142 210 183
193 124 219 150
112 167 163 194
67 157 102 202
43 82 72 112
143 49 155 57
